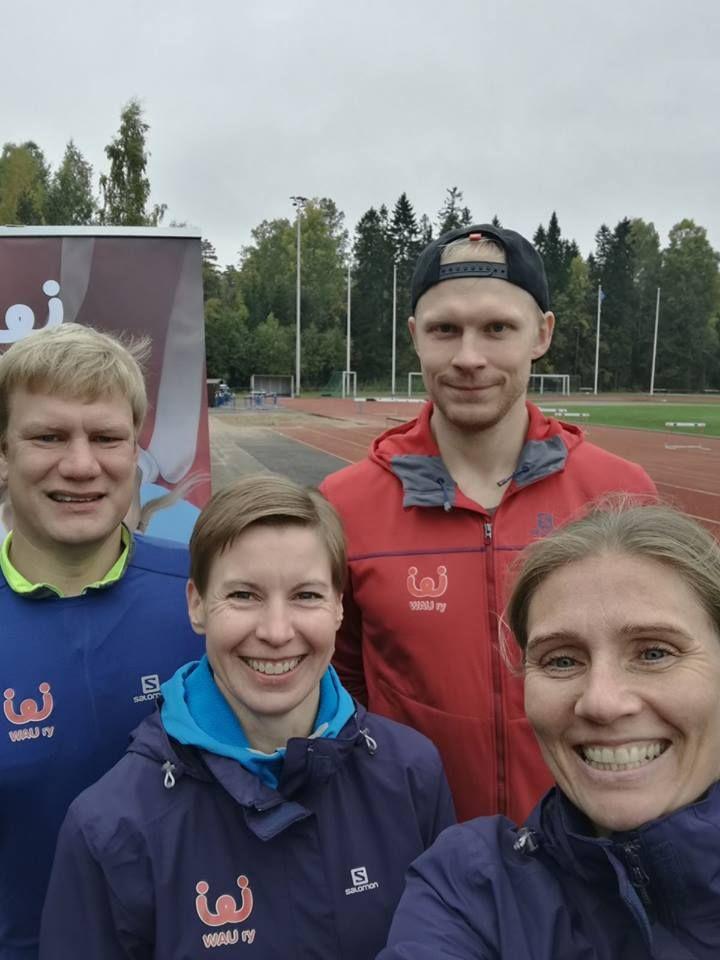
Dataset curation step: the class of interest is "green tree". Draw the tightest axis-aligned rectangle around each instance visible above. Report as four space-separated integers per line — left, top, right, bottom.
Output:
533 212 579 304
351 205 394 383
302 322 346 387
390 193 422 377
588 219 637 390
0 141 49 223
658 220 720 391
240 197 346 335
45 140 96 224
99 98 166 226
546 255 594 382
628 219 662 389
240 216 295 327
437 186 472 234
204 297 249 386
201 239 223 301
252 312 294 376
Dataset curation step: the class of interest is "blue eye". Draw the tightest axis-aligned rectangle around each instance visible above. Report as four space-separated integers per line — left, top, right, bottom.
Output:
639 646 672 663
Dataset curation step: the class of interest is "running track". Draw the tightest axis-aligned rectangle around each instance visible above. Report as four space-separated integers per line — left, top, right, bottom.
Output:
275 398 720 530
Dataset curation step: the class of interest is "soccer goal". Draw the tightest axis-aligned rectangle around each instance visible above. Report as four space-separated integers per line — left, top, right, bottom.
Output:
340 370 357 399
250 374 294 397
528 373 570 396
408 372 426 399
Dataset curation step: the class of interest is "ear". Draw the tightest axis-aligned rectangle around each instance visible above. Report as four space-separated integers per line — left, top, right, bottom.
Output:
408 316 419 354
531 311 555 361
331 591 344 630
0 452 7 485
186 579 207 635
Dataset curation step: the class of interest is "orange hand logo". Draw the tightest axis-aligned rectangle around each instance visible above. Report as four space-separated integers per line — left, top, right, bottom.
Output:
195 876 254 927
407 565 448 599
3 682 54 725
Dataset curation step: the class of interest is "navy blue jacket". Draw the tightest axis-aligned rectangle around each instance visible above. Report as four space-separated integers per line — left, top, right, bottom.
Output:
40 704 454 959
0 534 202 960
380 783 720 959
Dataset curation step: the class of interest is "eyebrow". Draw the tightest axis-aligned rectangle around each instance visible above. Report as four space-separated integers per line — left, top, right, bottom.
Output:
526 621 693 652
20 420 131 434
220 578 330 591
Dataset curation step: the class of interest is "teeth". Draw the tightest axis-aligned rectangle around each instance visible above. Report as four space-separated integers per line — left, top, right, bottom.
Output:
51 494 100 503
581 742 667 770
244 657 302 676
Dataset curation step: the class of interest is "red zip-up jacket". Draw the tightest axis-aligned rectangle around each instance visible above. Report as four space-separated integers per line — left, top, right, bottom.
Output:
320 402 656 823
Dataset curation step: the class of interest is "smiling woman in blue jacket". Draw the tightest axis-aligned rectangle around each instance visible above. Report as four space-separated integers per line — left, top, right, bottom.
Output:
39 474 455 960
381 501 720 960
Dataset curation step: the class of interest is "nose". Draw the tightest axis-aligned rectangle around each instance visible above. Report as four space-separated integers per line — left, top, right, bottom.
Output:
255 597 295 647
57 439 102 480
573 660 643 725
451 330 488 370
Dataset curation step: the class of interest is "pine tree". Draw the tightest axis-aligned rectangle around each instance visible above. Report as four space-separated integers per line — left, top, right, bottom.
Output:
46 140 96 224
437 186 471 234
350 206 394 382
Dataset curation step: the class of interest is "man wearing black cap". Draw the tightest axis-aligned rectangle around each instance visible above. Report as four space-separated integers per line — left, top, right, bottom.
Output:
320 224 655 824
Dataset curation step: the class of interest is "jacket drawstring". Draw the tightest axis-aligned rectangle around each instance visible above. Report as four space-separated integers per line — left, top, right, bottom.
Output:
435 477 452 511
513 827 539 855
162 761 176 789
497 464 530 487
359 728 378 755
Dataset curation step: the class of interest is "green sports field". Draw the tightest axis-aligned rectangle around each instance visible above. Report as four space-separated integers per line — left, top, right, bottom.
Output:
535 401 720 437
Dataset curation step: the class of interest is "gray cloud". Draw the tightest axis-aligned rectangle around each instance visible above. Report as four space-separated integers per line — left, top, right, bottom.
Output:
3 0 719 266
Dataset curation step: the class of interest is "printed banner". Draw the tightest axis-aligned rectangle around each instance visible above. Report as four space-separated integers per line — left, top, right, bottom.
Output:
0 229 210 542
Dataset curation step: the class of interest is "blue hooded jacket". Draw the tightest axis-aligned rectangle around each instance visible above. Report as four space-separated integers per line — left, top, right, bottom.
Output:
380 782 720 959
39 670 454 959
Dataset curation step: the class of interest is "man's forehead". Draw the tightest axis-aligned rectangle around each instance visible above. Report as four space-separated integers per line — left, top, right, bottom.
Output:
7 385 134 422
415 276 537 319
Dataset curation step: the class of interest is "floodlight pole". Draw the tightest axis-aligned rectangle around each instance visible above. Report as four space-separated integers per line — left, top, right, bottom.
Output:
291 196 308 396
593 283 602 396
345 258 352 396
649 286 661 396
391 262 397 397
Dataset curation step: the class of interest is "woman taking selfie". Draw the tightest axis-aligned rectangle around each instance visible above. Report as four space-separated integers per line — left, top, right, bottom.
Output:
41 475 454 959
381 502 720 959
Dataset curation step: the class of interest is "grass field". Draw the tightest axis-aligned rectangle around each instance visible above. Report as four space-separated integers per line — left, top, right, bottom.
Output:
535 402 720 437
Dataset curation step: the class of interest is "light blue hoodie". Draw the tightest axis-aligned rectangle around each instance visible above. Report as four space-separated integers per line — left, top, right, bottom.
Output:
161 655 355 788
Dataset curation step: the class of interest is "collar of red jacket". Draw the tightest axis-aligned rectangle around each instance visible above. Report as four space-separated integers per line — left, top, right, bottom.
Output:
370 402 582 510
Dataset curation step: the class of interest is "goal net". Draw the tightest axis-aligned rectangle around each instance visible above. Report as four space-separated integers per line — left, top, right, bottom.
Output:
407 372 426 399
341 370 357 399
528 373 570 396
250 374 294 397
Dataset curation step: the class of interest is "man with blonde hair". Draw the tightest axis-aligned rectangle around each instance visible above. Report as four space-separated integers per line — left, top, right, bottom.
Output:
321 223 656 826
0 323 200 960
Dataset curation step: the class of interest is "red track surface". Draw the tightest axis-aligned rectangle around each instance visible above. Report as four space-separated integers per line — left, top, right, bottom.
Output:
278 398 720 529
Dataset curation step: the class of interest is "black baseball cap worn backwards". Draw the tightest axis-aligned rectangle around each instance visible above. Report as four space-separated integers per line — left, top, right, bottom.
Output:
411 223 550 314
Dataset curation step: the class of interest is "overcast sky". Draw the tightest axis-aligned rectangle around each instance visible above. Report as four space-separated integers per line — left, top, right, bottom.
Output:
3 0 719 268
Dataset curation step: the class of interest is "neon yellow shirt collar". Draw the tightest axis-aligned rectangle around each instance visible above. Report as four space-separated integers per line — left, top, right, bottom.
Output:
0 526 132 598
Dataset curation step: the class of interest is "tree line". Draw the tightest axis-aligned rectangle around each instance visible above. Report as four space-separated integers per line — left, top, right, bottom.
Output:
3 101 719 392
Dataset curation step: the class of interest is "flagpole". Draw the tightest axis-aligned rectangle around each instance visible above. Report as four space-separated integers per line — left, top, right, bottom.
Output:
649 286 661 396
593 283 602 396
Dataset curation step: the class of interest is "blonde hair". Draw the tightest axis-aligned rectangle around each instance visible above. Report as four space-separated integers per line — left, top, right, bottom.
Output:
190 473 347 596
440 236 546 322
0 323 149 441
506 499 720 656
440 236 505 265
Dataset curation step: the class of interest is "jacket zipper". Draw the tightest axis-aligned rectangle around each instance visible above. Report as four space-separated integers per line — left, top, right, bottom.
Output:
484 517 507 815
622 840 653 912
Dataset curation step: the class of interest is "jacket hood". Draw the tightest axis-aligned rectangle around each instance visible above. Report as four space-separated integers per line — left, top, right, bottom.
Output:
369 401 584 510
125 701 377 840
159 657 355 789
